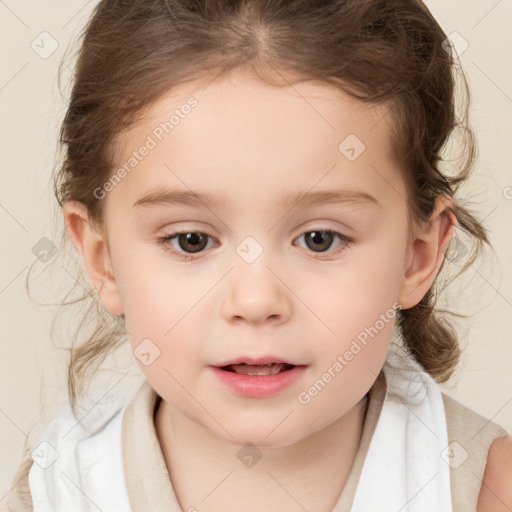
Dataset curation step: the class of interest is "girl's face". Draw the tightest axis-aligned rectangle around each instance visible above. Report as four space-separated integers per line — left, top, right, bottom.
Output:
94 70 430 447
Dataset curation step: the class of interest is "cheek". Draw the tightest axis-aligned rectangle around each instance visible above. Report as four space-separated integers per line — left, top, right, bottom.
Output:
110 234 178 330
120 281 205 398
309 245 404 340
112 255 206 374
299 235 404 382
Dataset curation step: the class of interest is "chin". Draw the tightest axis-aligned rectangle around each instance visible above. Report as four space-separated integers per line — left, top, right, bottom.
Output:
213 423 309 449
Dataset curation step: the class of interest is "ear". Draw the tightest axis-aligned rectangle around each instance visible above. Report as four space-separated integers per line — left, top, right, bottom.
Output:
63 200 124 317
398 195 457 309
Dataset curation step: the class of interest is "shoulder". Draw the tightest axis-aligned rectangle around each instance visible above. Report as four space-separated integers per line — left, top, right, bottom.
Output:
441 391 503 426
477 436 512 511
0 408 76 512
441 391 509 442
0 404 78 512
441 392 509 453
2 399 128 512
440 390 510 510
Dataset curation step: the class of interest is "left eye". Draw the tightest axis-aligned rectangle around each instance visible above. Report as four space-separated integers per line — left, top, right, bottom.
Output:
294 229 351 255
157 229 352 260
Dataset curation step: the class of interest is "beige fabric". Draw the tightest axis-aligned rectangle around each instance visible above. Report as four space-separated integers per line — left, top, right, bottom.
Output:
120 371 386 512
3 372 509 512
442 392 509 510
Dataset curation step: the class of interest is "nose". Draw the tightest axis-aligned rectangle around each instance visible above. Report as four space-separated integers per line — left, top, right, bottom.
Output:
221 257 292 326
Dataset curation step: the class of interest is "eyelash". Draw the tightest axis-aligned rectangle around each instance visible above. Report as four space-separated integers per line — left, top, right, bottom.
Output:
156 228 353 261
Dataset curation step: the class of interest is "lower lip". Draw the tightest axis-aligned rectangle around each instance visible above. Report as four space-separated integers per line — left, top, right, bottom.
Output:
210 366 307 398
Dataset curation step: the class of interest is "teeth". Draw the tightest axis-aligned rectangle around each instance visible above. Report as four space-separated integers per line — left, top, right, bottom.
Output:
226 363 291 376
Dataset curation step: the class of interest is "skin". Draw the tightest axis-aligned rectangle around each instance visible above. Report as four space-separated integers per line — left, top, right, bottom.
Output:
477 437 512 511
64 68 459 511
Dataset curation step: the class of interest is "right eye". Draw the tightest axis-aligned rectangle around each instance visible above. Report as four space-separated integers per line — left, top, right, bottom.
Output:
157 231 217 260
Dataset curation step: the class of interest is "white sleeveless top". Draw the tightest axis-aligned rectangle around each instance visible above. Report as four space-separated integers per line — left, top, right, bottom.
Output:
28 348 453 512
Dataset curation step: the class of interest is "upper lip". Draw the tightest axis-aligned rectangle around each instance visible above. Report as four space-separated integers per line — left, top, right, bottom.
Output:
212 356 305 367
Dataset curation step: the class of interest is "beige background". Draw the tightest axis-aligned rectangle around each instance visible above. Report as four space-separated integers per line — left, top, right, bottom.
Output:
1 0 511 498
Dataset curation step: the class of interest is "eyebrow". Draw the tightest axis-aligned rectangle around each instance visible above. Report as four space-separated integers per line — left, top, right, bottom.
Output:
132 187 382 211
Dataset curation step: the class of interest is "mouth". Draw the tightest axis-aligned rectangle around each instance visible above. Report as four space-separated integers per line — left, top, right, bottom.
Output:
210 358 307 397
219 362 296 376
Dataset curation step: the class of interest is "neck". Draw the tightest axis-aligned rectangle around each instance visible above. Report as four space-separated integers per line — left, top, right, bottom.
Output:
155 393 369 512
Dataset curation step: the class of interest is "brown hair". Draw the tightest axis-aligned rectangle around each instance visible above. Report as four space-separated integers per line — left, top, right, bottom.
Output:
31 0 490 414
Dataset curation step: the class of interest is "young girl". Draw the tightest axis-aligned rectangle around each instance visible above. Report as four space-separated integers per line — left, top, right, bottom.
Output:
4 0 511 511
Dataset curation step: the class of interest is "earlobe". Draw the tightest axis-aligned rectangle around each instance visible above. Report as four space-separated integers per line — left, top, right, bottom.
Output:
63 200 124 317
398 195 457 309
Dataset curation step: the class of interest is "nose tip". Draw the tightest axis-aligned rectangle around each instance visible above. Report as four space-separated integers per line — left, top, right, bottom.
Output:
221 263 292 326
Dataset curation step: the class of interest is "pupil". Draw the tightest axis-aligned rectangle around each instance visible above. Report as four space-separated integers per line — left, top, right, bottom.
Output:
306 231 333 252
179 233 207 253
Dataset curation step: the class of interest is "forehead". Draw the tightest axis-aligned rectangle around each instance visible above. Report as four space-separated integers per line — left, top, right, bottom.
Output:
125 70 391 147
108 70 404 213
